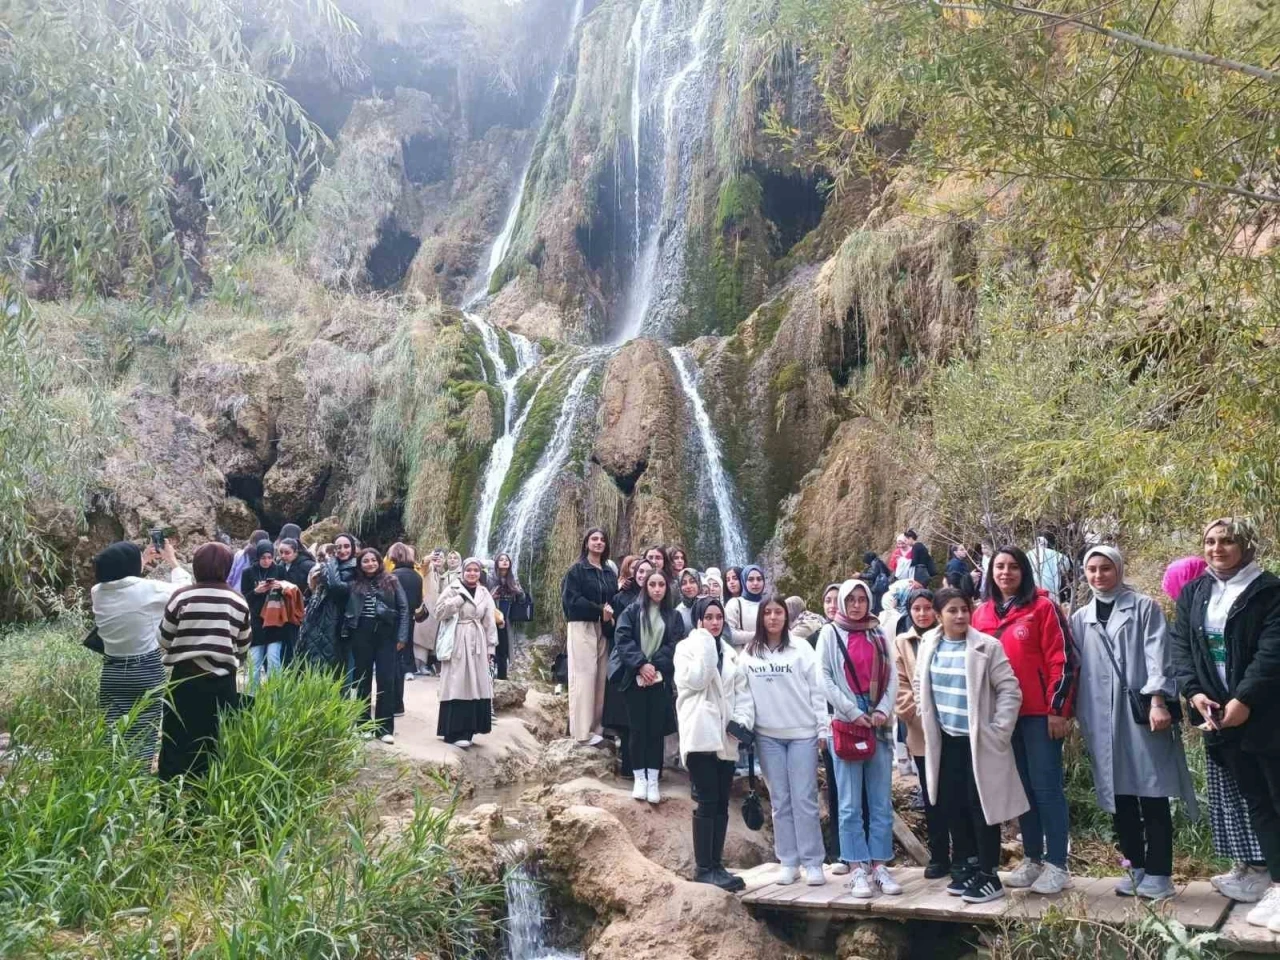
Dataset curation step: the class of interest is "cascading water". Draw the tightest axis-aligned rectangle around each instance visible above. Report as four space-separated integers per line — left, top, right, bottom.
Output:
470 314 541 554
503 862 578 960
669 347 749 565
618 0 721 343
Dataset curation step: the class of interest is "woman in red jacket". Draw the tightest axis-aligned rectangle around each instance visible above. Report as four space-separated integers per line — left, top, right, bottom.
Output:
972 545 1077 895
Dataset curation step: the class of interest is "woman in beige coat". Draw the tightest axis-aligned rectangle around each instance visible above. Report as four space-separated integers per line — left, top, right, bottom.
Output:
414 550 444 675
435 557 497 748
915 587 1028 904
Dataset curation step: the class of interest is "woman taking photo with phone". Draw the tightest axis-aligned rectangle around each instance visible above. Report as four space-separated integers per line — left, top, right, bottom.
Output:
971 545 1076 895
676 596 753 890
240 539 284 691
1072 545 1197 901
741 594 829 887
915 588 1027 903
818 580 900 898
1171 518 1280 928
436 557 499 748
612 567 685 803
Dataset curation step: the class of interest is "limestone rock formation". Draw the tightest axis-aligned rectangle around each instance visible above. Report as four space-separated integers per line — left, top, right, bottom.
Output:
492 679 529 712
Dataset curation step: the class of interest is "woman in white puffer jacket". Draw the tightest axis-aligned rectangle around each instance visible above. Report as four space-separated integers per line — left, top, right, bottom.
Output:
676 597 755 892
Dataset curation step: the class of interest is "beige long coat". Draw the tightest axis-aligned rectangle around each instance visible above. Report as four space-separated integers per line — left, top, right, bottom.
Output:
414 566 443 657
435 582 497 703
894 629 926 757
914 626 1029 826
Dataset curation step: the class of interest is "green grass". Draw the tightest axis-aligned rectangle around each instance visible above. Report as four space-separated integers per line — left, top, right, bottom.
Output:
0 618 501 959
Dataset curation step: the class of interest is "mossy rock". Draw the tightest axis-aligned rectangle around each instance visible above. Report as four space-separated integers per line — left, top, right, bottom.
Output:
715 173 764 232
771 361 805 396
496 326 518 372
491 362 573 525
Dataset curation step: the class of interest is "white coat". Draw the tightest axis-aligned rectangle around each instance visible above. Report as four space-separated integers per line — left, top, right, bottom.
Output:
724 596 759 649
675 627 755 763
915 626 1030 826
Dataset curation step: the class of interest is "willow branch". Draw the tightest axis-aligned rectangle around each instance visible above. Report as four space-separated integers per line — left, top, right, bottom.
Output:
934 1 1280 83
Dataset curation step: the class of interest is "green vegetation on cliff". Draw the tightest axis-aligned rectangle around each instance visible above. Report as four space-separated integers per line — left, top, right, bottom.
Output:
492 359 576 526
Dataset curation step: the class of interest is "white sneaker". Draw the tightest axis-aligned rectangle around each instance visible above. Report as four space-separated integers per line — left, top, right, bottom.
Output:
632 770 648 800
831 862 850 876
378 733 395 744
1268 911 1280 935
404 672 415 682
453 739 472 749
358 730 374 741
1246 886 1280 927
586 733 605 747
1005 858 1044 889
849 866 874 898
805 866 826 886
1030 863 1071 895
645 773 665 808
776 866 798 886
874 865 903 896
1217 864 1271 903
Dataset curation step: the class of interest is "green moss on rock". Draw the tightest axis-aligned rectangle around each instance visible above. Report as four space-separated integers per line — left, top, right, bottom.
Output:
491 362 572 525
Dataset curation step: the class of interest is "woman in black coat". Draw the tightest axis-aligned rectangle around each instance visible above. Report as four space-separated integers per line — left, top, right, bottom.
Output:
274 538 314 665
605 556 650 776
343 547 410 743
488 552 525 682
388 542 424 716
240 539 285 691
908 541 938 586
612 567 686 804
1170 517 1280 914
561 528 620 745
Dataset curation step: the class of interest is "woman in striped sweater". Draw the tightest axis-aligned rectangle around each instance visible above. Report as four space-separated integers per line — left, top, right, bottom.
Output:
157 541 253 781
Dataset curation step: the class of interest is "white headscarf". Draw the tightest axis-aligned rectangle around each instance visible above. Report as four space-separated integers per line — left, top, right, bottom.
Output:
1083 545 1129 603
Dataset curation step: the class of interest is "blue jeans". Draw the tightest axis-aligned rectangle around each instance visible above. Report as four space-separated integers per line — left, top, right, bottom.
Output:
247 642 282 692
832 738 894 863
756 735 825 869
1012 715 1069 868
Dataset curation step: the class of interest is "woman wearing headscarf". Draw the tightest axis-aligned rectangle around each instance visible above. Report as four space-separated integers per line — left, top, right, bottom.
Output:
488 552 524 681
227 529 269 589
157 542 252 780
436 557 499 748
605 557 649 775
703 567 724 600
561 529 619 746
786 596 826 646
388 543 424 713
1171 518 1280 927
725 564 766 648
444 551 463 588
676 596 753 890
414 548 446 677
817 580 901 898
1071 545 1197 901
240 539 285 691
91 539 192 764
613 568 685 803
676 569 702 632
1163 556 1208 604
971 546 1076 895
344 548 409 744
945 545 978 600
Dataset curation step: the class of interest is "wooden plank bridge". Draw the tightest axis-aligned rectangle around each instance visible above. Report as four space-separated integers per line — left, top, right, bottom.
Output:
736 863 1278 953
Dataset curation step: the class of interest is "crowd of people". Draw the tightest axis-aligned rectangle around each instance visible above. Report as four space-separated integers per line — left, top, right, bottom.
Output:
559 519 1280 927
85 515 1280 926
89 526 527 778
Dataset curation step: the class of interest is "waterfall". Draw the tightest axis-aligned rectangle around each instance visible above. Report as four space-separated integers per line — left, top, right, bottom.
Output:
500 359 598 574
503 862 578 960
669 347 750 565
618 0 720 343
470 313 541 554
464 0 586 309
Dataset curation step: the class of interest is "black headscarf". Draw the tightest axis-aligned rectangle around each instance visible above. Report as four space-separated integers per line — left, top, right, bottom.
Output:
279 523 303 542
255 540 276 561
94 542 143 584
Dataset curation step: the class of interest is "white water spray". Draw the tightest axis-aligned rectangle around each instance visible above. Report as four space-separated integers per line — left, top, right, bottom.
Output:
504 862 578 960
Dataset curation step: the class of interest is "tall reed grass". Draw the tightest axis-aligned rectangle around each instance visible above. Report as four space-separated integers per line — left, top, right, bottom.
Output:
0 618 501 959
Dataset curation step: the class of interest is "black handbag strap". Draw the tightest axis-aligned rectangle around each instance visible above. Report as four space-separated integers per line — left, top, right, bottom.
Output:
1093 619 1132 696
747 744 757 790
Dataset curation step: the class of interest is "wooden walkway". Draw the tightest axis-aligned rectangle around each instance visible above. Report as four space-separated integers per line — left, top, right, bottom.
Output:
736 864 1278 952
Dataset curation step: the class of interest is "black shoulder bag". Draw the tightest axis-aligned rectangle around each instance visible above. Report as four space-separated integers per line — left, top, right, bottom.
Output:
1094 623 1183 726
741 745 765 831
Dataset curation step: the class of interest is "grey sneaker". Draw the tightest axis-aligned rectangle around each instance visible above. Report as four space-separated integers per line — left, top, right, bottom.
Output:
1115 868 1146 896
1005 858 1044 889
1030 863 1071 895
1136 875 1176 901
1216 865 1271 903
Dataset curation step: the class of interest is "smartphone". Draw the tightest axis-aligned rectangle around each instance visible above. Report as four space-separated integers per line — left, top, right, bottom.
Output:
149 528 165 551
726 720 755 747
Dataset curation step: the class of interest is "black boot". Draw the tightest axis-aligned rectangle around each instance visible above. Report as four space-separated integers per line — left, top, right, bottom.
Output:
692 814 719 886
712 814 746 892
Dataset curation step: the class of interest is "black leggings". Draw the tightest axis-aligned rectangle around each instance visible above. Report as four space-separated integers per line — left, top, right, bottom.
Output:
916 753 975 866
688 752 735 817
1113 795 1173 877
624 681 668 770
938 732 1000 873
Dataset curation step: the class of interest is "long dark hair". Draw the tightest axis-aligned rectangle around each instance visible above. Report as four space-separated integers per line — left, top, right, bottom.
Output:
352 548 395 594
643 543 670 574
982 545 1037 607
725 566 744 598
746 593 790 657
491 552 521 594
580 528 611 565
639 568 672 617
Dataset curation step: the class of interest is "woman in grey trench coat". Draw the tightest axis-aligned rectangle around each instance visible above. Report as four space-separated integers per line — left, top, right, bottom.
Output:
1072 545 1198 901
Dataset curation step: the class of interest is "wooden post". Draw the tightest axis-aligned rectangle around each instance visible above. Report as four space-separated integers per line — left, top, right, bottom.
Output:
893 812 931 866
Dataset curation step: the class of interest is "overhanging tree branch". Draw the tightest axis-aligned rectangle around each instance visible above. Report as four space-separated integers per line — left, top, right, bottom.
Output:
934 1 1280 83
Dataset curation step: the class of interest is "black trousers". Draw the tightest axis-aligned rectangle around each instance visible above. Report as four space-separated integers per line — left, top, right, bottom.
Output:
1113 795 1173 876
688 752 735 817
495 624 510 681
938 732 1000 873
916 753 974 866
352 621 397 736
624 681 668 770
158 662 238 781
1220 743 1280 881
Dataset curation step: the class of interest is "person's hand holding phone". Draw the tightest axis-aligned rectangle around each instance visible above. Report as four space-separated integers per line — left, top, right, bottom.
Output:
1190 693 1222 730
161 539 178 568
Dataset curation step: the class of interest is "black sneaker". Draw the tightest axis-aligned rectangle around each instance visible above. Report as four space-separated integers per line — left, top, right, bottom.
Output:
962 871 1005 904
924 860 952 880
947 864 978 896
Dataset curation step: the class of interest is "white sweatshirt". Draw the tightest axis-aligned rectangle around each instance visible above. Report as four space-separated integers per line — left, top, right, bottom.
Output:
739 640 830 741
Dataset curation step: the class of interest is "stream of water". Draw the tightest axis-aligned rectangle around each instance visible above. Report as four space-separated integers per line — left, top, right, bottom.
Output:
504 862 578 960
